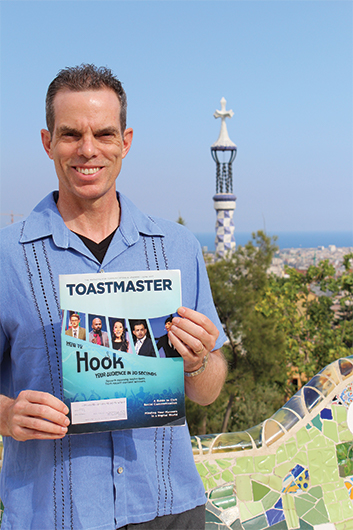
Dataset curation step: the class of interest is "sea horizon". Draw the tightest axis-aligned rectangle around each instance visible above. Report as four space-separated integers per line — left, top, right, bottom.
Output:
194 230 353 252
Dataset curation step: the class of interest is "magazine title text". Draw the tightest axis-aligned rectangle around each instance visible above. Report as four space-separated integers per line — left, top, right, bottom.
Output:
66 278 173 296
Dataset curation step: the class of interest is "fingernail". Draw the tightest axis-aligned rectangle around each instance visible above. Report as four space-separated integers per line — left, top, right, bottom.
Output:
178 307 186 316
172 317 180 325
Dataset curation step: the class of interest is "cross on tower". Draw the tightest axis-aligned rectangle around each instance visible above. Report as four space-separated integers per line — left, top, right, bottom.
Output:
212 98 236 149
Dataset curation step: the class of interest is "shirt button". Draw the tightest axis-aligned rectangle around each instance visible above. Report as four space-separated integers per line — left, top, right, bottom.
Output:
117 467 124 474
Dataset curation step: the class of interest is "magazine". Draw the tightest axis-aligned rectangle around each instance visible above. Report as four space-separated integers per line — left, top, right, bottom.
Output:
59 269 185 434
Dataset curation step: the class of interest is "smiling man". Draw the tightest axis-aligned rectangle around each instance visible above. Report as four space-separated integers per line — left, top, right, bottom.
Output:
131 320 155 357
41 76 133 241
0 64 227 530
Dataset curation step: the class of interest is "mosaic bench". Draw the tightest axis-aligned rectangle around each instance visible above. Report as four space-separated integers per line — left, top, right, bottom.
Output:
193 356 353 530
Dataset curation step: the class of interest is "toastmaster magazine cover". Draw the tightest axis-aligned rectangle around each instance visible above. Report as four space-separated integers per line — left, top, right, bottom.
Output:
59 270 185 434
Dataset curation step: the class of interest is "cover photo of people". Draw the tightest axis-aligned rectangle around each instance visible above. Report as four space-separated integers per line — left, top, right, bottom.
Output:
63 310 180 358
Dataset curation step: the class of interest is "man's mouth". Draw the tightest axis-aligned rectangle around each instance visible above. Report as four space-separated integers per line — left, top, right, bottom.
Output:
75 167 101 175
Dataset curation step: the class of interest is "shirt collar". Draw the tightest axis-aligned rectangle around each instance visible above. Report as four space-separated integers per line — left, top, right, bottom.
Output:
19 191 165 248
118 193 165 244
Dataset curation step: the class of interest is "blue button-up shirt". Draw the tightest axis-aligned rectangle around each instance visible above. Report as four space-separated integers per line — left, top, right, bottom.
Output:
0 192 226 530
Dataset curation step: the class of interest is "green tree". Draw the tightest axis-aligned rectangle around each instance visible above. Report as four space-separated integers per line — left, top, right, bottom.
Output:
256 257 353 382
334 253 353 349
187 231 287 435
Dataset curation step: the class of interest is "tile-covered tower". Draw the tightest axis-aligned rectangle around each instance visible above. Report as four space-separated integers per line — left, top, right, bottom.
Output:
211 98 237 258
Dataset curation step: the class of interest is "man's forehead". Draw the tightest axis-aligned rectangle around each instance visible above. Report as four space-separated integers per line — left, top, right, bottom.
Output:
52 88 121 124
54 87 120 105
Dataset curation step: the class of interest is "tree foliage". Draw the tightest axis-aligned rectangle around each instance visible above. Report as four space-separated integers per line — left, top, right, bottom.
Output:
176 213 186 226
187 231 287 434
186 236 353 436
256 255 353 380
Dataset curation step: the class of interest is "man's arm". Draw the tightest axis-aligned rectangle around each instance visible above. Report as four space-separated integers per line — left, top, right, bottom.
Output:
0 391 70 441
168 307 227 406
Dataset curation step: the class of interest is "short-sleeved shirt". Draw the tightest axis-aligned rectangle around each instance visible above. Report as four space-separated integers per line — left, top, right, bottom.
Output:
0 192 226 530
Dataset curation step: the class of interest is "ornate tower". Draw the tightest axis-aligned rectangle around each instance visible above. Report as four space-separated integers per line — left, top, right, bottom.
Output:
211 98 237 258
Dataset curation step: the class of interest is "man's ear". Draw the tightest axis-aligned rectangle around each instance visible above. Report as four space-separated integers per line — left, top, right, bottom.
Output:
41 129 53 159
122 128 133 159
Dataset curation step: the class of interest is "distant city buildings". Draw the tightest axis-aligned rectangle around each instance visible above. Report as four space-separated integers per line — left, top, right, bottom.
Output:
267 246 353 277
204 245 353 276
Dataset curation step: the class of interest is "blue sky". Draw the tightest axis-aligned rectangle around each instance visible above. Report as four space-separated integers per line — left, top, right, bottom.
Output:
1 1 352 234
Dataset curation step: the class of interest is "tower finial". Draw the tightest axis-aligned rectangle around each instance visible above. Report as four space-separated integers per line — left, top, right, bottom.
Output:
212 98 237 149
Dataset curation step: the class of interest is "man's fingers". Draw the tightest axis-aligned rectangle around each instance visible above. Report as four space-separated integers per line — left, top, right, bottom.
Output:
168 307 220 373
16 413 69 434
177 306 219 335
12 391 69 427
13 401 70 428
171 307 218 353
169 326 206 354
5 390 70 441
10 425 67 442
22 390 69 415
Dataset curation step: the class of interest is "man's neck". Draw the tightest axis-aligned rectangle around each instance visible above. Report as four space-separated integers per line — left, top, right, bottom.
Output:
57 190 120 243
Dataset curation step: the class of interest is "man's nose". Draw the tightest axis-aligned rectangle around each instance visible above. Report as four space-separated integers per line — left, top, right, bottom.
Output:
77 134 97 158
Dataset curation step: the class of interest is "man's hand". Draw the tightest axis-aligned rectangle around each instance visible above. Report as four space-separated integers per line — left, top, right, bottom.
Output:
168 307 219 373
168 307 227 405
0 390 70 441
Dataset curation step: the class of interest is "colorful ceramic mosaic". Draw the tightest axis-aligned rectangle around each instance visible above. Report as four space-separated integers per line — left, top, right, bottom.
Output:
192 356 353 529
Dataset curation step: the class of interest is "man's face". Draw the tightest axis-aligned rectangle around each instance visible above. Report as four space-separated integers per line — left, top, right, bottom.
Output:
41 88 133 205
92 318 102 332
133 324 147 340
70 316 80 329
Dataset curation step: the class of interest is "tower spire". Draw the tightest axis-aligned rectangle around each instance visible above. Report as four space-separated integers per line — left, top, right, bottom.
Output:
211 98 237 258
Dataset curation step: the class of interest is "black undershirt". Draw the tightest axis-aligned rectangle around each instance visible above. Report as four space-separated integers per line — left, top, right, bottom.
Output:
74 229 117 264
55 191 118 263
